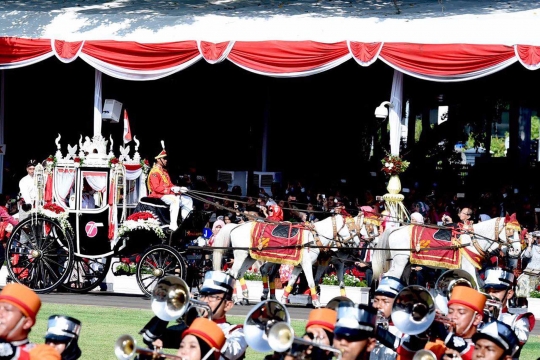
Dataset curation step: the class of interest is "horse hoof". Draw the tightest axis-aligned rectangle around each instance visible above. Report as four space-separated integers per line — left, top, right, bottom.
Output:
269 294 277 300
242 299 250 306
261 294 268 301
280 297 289 304
312 299 321 308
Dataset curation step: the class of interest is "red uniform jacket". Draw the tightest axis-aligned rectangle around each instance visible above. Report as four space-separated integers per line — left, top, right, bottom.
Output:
147 165 173 198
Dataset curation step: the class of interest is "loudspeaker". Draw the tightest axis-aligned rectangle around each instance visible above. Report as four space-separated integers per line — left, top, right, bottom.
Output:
102 99 123 123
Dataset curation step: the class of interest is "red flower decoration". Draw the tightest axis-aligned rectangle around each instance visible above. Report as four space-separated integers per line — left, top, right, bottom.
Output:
43 203 65 214
74 157 81 163
46 156 54 162
127 211 156 221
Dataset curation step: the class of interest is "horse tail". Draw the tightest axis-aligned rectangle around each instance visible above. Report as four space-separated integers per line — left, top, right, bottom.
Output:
212 223 237 271
372 229 391 282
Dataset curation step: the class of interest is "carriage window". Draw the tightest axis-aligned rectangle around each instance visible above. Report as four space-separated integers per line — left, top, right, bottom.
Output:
81 171 108 209
123 179 140 206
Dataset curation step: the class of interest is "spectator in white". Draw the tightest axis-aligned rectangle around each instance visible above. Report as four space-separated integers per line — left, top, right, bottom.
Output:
19 159 38 218
410 212 424 224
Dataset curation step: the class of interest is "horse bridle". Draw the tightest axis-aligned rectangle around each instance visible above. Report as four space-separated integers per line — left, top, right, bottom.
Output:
469 217 520 260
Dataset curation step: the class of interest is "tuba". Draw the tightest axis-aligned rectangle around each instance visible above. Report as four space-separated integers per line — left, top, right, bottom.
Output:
244 300 342 359
151 276 212 324
392 285 455 335
326 296 353 311
267 321 342 360
114 334 182 360
434 270 502 321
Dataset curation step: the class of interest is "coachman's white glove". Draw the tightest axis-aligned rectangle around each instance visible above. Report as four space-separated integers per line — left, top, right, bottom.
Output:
171 186 181 194
179 186 189 194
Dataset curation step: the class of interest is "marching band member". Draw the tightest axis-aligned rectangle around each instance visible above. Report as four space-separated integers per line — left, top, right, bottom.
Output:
397 286 486 360
285 308 337 360
333 302 378 360
177 317 227 360
140 271 247 360
482 267 534 359
471 320 520 360
147 144 185 232
370 276 405 360
0 283 60 359
44 315 82 360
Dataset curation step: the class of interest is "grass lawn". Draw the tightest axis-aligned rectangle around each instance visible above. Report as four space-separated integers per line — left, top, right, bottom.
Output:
29 303 539 360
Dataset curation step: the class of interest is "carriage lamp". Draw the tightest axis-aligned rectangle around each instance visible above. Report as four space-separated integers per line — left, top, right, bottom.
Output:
375 101 393 119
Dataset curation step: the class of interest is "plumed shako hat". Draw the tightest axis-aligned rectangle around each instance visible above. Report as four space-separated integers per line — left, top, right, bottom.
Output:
0 283 41 322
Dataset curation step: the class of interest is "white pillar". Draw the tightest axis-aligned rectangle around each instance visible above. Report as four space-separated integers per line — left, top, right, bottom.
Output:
93 70 103 137
389 70 403 156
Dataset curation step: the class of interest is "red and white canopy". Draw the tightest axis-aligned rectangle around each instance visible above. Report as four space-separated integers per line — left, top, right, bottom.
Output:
0 0 539 82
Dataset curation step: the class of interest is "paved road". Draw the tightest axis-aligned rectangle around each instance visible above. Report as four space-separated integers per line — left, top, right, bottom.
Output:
39 291 539 336
38 291 314 320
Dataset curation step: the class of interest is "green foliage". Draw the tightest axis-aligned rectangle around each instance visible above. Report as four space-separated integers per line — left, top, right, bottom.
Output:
321 274 368 287
529 290 540 298
243 270 262 281
414 117 422 143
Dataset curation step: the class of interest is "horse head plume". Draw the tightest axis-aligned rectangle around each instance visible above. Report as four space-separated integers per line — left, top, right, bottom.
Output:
161 140 165 150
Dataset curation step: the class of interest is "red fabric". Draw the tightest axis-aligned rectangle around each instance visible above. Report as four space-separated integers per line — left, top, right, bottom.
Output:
249 222 304 265
380 43 515 76
81 40 200 70
0 37 535 81
410 225 461 269
228 41 350 74
53 40 84 60
44 175 53 203
124 164 142 171
516 45 540 66
0 37 51 64
200 41 232 62
349 42 382 63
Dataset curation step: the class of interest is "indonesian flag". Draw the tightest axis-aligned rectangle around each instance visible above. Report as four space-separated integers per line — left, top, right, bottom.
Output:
123 109 132 144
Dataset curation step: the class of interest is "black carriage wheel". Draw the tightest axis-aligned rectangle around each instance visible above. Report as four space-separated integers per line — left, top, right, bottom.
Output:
136 244 186 297
6 216 74 294
60 255 112 293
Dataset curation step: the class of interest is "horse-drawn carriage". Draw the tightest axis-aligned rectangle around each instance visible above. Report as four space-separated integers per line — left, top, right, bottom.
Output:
5 134 210 295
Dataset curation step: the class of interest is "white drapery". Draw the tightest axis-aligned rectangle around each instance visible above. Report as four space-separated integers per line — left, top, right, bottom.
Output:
85 173 107 192
53 168 76 208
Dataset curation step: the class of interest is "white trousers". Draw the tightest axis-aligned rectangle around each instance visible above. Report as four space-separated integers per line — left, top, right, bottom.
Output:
161 194 180 230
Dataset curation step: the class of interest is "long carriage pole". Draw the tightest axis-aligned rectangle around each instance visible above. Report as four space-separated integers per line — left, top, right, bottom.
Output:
0 70 4 193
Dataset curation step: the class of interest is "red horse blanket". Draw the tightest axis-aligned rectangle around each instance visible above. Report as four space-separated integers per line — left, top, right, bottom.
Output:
409 225 483 270
249 222 304 266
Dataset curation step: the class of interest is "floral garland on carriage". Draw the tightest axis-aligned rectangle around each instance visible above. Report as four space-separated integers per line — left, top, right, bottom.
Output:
33 203 73 232
118 211 166 239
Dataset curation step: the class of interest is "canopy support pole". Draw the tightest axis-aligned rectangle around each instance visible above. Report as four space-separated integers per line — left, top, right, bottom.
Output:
93 70 103 137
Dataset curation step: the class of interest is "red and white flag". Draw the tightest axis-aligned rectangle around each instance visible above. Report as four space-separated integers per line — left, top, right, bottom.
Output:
123 109 132 144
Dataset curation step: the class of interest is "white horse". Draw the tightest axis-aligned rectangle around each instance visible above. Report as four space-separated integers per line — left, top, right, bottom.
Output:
372 215 523 286
212 213 360 307
314 214 379 297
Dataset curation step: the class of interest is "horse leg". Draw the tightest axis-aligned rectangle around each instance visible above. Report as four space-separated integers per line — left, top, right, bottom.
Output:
282 266 302 304
229 250 251 304
269 264 279 300
302 254 321 308
385 254 409 281
260 262 270 300
335 258 346 297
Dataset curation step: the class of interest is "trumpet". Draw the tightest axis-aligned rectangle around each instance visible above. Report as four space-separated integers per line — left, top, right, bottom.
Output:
392 285 436 335
268 321 342 360
376 310 389 330
412 349 437 360
151 276 213 324
114 334 182 360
